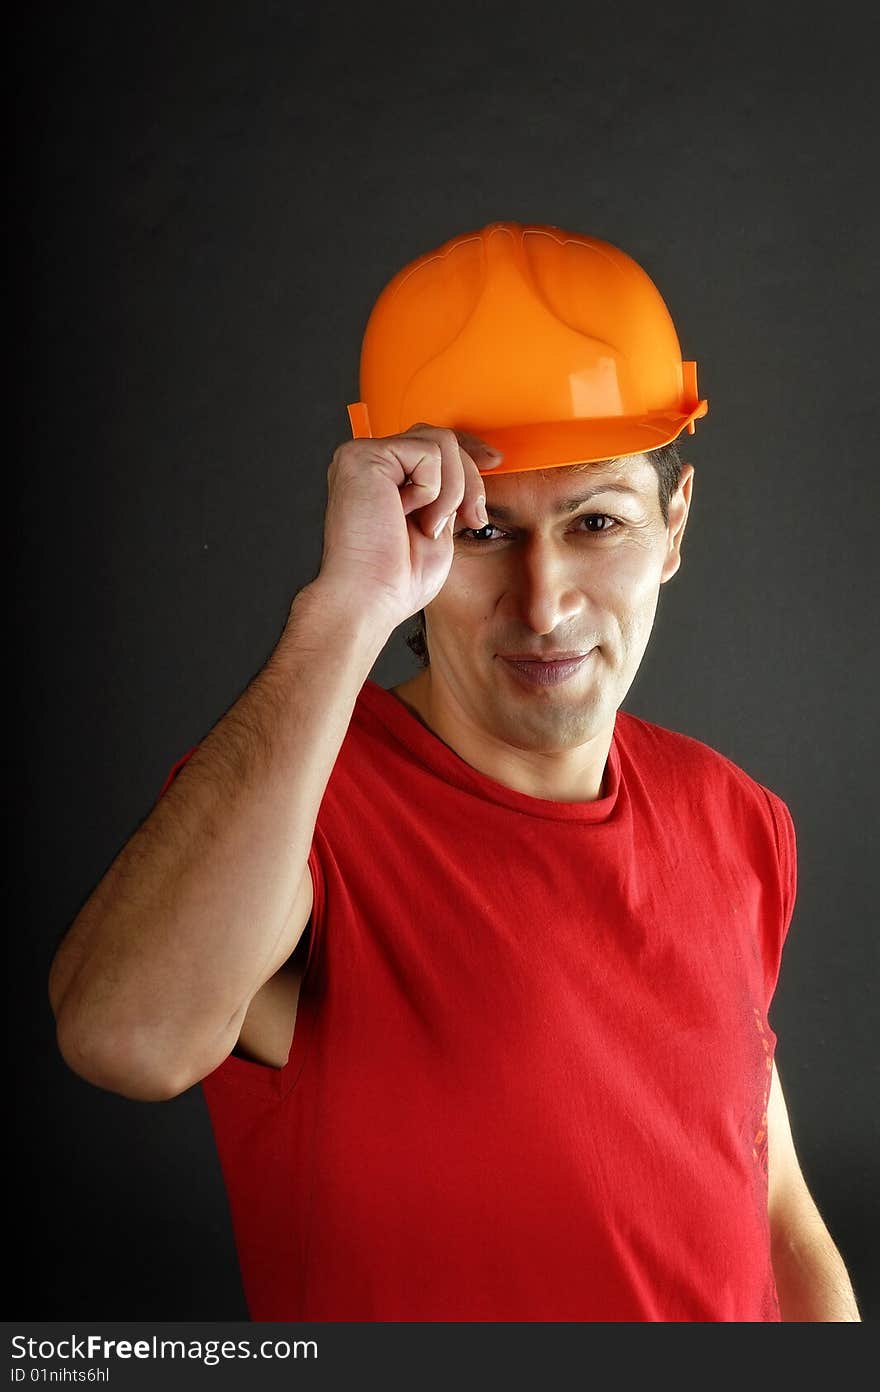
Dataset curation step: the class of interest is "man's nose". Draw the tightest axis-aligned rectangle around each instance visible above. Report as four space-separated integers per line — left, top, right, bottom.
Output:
508 546 587 636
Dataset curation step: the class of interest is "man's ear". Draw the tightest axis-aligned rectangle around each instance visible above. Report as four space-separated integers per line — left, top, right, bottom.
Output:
660 464 694 585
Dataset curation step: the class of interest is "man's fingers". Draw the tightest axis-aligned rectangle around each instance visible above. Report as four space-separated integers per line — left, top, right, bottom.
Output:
454 433 503 529
402 424 503 537
455 431 504 467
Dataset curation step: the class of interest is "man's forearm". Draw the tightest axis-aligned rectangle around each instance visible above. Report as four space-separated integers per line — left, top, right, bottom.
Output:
49 579 390 1098
771 1224 861 1321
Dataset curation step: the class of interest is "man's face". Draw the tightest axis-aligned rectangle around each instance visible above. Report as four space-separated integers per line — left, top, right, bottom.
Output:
422 452 694 753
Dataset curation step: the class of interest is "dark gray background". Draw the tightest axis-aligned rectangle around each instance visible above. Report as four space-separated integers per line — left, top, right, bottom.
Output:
15 0 877 1321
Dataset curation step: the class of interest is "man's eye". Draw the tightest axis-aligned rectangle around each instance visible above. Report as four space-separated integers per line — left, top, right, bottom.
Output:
456 523 504 542
456 514 620 543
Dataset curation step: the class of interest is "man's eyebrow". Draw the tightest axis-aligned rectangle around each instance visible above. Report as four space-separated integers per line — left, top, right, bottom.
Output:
484 483 642 521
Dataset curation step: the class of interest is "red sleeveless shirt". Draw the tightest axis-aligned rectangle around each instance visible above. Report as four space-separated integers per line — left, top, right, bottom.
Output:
159 680 796 1321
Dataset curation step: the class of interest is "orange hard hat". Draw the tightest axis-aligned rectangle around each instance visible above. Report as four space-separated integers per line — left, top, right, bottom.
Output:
346 221 707 476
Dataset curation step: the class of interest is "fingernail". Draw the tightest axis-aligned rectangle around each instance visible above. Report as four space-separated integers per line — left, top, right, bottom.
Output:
433 512 455 540
476 497 488 526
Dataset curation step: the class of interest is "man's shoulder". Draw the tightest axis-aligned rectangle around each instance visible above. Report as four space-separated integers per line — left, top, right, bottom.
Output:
615 707 779 809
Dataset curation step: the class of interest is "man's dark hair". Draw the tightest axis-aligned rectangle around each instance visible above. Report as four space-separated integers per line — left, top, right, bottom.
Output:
404 438 686 669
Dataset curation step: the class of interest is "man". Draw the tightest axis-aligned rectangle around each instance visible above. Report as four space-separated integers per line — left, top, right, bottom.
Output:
48 222 860 1321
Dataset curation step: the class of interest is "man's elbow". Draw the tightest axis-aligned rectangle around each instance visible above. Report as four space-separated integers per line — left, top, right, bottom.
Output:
54 1019 193 1103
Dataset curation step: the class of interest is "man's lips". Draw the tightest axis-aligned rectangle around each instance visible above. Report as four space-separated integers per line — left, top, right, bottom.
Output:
496 650 593 661
497 650 597 687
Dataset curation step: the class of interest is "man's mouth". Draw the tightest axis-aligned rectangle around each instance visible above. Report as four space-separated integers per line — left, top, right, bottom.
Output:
498 651 596 687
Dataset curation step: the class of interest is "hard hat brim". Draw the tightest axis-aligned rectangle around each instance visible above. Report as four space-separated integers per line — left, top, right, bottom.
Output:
472 401 708 476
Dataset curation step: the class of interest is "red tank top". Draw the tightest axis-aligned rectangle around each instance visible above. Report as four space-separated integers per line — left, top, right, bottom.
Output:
159 680 796 1321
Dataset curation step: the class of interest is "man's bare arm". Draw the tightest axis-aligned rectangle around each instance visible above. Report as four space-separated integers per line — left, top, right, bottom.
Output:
767 1059 862 1320
48 424 496 1103
48 579 390 1101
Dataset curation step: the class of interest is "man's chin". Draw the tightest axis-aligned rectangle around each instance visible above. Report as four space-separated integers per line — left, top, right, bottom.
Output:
490 680 609 736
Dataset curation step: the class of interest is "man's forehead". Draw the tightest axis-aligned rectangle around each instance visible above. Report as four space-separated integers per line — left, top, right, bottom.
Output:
482 453 655 517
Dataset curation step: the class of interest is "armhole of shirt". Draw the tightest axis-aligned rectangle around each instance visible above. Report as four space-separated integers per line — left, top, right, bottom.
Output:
202 836 327 1101
157 747 327 1102
759 785 798 1015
